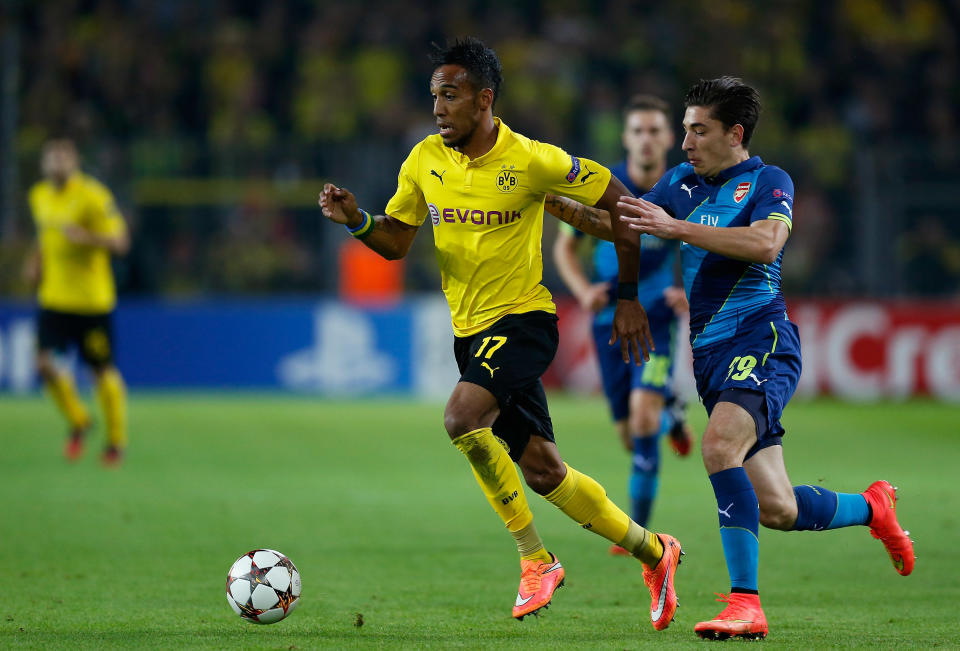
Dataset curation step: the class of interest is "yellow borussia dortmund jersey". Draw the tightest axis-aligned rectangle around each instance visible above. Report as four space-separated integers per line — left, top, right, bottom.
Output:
29 172 126 314
386 119 612 336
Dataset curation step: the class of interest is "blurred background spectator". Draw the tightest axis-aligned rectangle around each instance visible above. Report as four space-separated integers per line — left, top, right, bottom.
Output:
1 0 957 300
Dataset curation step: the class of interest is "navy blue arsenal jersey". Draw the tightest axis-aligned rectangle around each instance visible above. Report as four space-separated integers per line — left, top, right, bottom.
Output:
643 156 794 350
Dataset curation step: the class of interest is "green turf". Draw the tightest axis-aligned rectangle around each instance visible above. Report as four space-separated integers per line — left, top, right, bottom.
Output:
3 393 958 649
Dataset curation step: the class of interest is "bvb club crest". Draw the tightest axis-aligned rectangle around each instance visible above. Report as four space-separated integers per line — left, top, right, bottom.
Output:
497 168 518 193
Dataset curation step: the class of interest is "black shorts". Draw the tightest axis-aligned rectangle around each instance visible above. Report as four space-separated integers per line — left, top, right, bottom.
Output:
454 311 558 461
37 309 115 368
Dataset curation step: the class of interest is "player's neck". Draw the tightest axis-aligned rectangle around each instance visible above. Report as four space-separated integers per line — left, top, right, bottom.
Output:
627 159 666 192
716 151 751 177
50 175 71 190
456 116 498 160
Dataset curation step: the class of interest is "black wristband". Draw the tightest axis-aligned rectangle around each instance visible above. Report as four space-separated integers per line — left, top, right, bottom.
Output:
616 282 638 300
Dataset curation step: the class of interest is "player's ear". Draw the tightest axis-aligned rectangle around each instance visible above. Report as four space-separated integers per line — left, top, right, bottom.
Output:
728 124 745 148
477 87 494 111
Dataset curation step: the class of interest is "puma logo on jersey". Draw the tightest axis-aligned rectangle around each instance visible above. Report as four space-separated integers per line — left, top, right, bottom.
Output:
481 362 500 378
580 165 598 183
430 169 446 185
681 183 698 198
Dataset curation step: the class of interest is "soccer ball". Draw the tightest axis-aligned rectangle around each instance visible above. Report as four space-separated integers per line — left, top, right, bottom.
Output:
225 549 302 624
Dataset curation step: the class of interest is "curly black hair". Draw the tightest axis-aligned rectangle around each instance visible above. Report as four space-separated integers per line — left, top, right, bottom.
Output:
429 37 502 105
685 77 761 147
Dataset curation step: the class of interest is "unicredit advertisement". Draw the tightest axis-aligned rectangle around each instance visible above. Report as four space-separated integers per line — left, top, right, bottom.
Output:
546 299 960 402
0 298 957 401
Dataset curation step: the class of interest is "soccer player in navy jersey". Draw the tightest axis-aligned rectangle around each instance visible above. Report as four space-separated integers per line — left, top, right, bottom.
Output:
611 77 914 639
549 95 695 551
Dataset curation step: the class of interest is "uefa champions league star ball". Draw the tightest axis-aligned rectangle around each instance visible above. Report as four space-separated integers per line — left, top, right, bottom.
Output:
225 549 302 624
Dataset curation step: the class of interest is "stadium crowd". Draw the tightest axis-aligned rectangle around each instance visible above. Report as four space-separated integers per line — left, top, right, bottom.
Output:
3 0 958 298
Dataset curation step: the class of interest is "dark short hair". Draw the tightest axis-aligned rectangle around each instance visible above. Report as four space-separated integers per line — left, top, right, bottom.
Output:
429 37 503 105
624 94 670 119
684 77 761 147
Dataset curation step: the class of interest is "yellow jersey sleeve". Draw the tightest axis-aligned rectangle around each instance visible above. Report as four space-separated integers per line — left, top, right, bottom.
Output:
528 142 611 207
86 181 126 237
385 142 428 226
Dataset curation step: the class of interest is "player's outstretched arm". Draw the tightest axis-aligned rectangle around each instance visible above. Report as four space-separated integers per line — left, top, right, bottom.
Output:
61 224 130 255
319 183 418 260
544 194 613 242
595 175 653 365
617 196 789 264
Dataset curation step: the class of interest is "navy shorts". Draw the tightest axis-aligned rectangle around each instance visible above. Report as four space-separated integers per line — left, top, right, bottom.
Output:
592 300 677 421
454 311 558 461
693 316 801 457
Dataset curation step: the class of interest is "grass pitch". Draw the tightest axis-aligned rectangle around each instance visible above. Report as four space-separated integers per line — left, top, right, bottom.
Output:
3 393 958 649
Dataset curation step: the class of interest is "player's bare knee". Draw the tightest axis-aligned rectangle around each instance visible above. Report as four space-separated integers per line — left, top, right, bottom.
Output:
700 435 733 473
629 406 660 437
443 409 473 440
35 355 57 382
521 459 565 495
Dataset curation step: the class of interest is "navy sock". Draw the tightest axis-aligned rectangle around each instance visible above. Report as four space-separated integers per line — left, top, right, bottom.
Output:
629 435 660 527
792 486 870 530
710 467 760 592
792 485 838 531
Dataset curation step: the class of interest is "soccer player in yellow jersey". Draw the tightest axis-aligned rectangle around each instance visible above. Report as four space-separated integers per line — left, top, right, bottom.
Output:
24 139 130 466
319 38 683 629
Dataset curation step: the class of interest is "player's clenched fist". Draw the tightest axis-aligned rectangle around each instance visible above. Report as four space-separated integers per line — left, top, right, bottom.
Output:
319 183 362 227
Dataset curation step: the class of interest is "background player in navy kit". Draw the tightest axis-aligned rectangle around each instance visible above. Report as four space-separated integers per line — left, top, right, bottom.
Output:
549 95 695 552
613 77 914 640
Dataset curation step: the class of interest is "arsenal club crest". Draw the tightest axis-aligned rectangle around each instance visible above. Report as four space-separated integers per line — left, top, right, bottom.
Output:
734 182 751 203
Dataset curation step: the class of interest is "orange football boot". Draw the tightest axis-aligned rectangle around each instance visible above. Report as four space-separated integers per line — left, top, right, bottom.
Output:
101 445 124 468
695 592 768 640
513 553 565 620
641 533 683 631
862 480 914 576
64 421 91 461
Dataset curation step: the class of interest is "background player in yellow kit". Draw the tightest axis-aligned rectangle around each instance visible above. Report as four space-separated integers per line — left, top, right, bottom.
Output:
24 139 130 465
319 38 683 630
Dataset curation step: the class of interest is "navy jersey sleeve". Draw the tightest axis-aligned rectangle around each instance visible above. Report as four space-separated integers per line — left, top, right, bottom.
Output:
751 166 794 230
640 171 676 217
